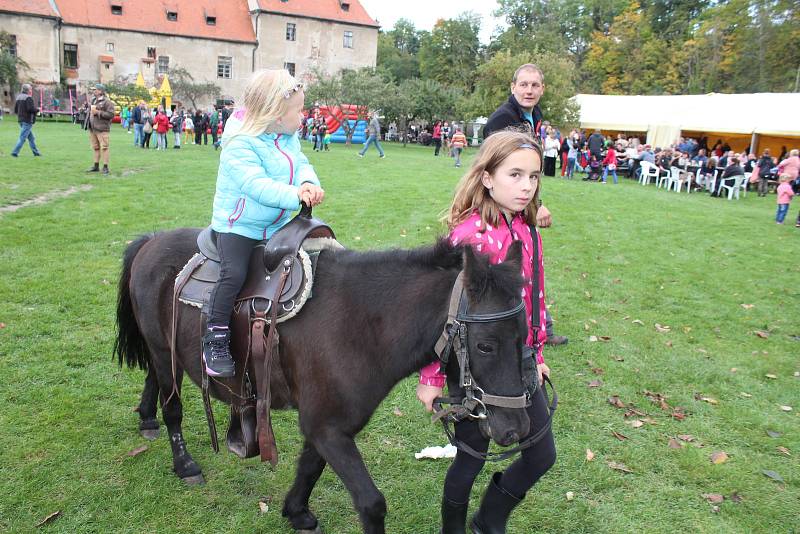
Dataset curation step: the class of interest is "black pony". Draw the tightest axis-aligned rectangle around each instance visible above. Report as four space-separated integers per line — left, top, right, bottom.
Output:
114 228 530 534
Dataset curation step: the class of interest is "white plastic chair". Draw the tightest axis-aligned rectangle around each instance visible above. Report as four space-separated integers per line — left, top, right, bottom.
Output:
656 166 672 189
741 172 751 197
675 167 693 193
666 167 681 191
639 161 659 186
719 175 746 200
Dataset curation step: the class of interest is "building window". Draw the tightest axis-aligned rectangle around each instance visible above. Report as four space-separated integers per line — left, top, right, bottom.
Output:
343 31 353 49
106 42 114 52
64 43 78 69
111 4 122 15
6 35 17 57
286 23 296 41
340 1 350 11
147 47 156 59
167 11 178 21
206 16 216 25
157 56 169 74
284 62 295 76
217 56 232 79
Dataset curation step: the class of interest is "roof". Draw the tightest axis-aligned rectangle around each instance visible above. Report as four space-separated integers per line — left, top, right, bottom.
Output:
0 0 60 18
53 0 256 43
574 93 800 137
254 0 378 28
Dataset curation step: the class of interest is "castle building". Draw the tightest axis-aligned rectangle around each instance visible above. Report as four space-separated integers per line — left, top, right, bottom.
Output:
0 0 378 107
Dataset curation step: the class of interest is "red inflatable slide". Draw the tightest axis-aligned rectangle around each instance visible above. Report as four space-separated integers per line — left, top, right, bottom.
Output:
317 104 359 134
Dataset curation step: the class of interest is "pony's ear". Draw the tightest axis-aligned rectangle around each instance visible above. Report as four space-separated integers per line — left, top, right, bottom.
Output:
503 240 523 271
463 245 488 292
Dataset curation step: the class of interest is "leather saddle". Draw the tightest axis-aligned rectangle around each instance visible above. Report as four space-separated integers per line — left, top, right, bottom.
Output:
172 205 341 464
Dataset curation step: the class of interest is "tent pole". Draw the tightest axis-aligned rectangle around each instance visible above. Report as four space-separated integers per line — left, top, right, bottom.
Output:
750 133 759 155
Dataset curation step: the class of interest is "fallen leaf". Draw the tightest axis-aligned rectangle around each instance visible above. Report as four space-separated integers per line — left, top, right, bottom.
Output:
624 408 646 418
740 392 753 398
668 438 683 449
392 407 403 417
702 493 724 504
664 340 673 348
611 430 628 441
730 368 738 373
0 322 6 329
670 408 688 420
694 394 719 405
599 336 611 342
654 323 671 333
606 461 633 473
677 434 696 442
780 405 793 412
613 355 624 362
584 291 592 299
590 319 598 324
711 505 720 513
588 335 598 342
608 396 626 408
581 272 588 279
729 492 743 503
588 380 603 388
762 470 784 483
740 304 754 309
584 323 590 331
765 374 777 379
682 326 692 334
776 446 791 456
622 315 631 320
566 491 575 501
591 367 604 375
586 449 595 461
766 430 782 438
354 236 361 241
710 451 729 464
628 419 644 428
258 500 269 514
632 319 644 326
35 511 61 527
697 348 707 354
127 445 148 457
795 372 800 377
754 330 770 339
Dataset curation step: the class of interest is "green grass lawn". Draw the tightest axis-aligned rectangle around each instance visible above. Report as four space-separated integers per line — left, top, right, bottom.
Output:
1 122 798 533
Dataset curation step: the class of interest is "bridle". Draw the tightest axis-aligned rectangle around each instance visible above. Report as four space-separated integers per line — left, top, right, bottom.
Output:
431 271 557 462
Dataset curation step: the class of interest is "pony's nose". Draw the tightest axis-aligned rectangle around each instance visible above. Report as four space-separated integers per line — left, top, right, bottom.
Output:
501 430 519 446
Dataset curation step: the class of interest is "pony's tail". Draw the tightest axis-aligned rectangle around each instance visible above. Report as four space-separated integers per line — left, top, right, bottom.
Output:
114 234 154 370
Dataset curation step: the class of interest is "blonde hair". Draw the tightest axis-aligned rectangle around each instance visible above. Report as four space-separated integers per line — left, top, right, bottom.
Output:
227 69 300 143
779 173 791 182
446 130 543 230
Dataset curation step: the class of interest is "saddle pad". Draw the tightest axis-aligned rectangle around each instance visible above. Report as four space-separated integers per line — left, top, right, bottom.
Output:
178 248 314 325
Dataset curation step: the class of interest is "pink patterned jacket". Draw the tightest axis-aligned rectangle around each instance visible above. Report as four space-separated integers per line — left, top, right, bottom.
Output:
419 211 547 388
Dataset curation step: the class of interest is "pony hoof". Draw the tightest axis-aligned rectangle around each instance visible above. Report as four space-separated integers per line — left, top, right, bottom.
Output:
181 474 206 486
140 428 160 440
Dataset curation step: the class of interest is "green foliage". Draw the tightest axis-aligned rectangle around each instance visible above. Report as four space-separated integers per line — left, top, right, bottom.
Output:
104 82 151 104
377 32 420 82
0 31 29 91
169 66 221 110
418 13 482 91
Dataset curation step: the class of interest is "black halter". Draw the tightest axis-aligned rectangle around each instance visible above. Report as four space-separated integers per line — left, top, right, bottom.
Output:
431 271 557 462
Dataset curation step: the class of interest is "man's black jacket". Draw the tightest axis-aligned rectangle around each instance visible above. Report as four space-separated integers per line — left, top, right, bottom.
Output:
483 94 542 139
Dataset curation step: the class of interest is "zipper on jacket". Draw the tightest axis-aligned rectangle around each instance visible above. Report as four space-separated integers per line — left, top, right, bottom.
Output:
265 134 295 238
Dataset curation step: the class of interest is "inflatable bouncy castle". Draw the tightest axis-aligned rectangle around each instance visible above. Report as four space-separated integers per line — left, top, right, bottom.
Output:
311 104 367 144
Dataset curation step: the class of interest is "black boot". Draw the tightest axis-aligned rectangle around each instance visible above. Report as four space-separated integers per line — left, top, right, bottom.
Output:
440 495 468 534
202 326 235 378
470 473 523 534
86 163 99 172
101 165 110 175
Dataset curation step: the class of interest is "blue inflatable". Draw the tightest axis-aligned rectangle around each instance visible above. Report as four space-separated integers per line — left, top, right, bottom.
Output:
330 120 367 144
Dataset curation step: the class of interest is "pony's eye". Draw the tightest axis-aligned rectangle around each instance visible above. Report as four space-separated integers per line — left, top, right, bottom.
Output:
477 343 494 354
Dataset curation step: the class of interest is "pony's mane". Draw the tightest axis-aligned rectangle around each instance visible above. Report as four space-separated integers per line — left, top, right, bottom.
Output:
330 238 524 300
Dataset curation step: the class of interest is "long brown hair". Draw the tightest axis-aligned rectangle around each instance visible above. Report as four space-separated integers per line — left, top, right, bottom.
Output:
446 130 543 231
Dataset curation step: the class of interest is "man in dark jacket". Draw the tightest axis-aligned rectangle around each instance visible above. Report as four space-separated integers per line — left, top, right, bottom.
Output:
11 83 41 157
587 130 605 160
482 63 567 346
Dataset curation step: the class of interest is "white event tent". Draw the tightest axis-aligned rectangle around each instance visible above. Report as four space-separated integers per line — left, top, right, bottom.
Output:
574 93 800 154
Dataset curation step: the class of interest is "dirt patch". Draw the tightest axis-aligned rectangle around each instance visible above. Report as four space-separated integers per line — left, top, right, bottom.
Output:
0 184 94 214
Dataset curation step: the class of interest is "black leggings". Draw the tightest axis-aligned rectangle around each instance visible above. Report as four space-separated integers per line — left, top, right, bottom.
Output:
443 385 556 503
206 231 259 327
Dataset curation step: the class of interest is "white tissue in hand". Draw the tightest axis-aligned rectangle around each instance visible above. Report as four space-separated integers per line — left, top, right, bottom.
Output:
414 444 457 460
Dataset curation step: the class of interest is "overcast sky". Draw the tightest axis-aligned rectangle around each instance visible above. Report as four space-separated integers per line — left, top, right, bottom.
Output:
359 0 505 44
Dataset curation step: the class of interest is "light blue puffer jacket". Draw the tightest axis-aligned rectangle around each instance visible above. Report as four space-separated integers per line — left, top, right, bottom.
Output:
211 130 319 240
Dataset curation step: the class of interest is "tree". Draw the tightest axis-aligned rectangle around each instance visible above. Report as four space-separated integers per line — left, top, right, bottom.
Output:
0 31 29 94
418 13 482 90
169 66 221 110
105 81 151 107
377 32 420 82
